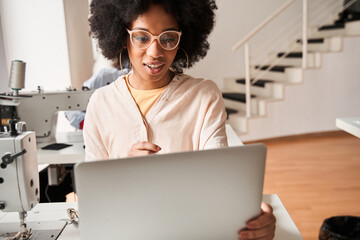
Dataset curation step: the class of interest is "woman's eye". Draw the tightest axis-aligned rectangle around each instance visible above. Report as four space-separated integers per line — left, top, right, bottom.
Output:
133 35 149 43
161 37 175 43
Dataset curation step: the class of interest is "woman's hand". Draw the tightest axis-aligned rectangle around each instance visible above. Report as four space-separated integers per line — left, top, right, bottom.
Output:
128 142 161 157
238 202 276 240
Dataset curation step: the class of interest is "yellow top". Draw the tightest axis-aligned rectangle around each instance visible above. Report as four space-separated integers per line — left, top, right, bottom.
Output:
125 75 168 116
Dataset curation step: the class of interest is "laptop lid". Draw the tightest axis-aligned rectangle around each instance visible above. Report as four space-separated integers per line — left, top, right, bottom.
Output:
74 144 267 240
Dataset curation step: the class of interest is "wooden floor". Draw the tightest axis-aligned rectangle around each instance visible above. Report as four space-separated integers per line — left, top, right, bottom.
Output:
246 131 360 240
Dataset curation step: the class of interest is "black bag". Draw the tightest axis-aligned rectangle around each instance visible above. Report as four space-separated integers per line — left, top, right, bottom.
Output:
319 216 360 240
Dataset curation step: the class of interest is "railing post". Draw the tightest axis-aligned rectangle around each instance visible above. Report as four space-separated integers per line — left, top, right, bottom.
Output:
244 42 251 118
302 0 308 69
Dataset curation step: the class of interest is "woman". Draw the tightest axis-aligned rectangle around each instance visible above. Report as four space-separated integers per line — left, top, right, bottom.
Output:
84 0 276 239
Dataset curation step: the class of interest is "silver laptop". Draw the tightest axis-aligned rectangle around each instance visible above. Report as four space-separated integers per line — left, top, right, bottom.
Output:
74 144 267 240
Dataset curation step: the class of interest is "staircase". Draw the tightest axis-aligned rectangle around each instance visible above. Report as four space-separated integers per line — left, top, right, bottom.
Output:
222 0 360 136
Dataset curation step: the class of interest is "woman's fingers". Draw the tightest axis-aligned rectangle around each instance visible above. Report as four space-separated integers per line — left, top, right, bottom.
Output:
134 141 161 151
239 223 275 239
128 142 161 156
238 202 276 240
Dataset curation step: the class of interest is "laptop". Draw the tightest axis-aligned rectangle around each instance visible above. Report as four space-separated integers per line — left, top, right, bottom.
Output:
74 144 267 240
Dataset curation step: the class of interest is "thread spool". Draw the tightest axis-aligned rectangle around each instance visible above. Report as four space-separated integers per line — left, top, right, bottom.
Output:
9 60 26 95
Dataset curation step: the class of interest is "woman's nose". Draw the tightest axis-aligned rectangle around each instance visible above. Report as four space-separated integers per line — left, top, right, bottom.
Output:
146 39 164 58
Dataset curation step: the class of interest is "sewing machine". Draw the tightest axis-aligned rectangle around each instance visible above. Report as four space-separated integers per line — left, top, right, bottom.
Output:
0 61 94 188
0 61 88 238
0 120 71 239
0 88 94 144
0 60 94 144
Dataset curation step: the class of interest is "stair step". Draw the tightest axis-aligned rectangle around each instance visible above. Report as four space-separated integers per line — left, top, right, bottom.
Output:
291 37 342 52
277 52 303 58
236 79 274 88
273 52 322 68
345 20 360 36
225 107 238 119
296 38 324 44
318 22 345 31
224 78 280 98
255 65 292 73
252 67 303 83
222 93 256 103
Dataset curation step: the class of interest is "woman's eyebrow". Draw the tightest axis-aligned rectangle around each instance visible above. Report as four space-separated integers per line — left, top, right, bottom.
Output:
132 27 179 32
163 27 179 31
132 27 149 31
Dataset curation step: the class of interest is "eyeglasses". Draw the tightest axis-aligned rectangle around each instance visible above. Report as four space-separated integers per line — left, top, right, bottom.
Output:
127 29 182 50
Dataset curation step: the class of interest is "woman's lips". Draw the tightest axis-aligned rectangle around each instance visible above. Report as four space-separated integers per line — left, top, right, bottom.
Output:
144 63 165 75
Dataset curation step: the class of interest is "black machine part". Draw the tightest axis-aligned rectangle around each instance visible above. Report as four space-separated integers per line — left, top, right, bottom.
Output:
0 105 18 132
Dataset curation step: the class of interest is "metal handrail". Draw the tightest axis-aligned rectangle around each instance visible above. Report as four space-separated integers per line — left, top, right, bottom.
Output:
251 13 302 59
232 0 297 51
252 0 324 66
252 0 357 84
253 0 329 62
311 0 357 29
311 1 344 28
252 17 302 66
252 44 300 85
231 0 297 117
252 32 301 81
251 0 338 83
229 0 356 118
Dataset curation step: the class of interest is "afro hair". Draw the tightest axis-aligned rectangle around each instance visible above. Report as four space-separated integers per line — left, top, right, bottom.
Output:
89 0 217 73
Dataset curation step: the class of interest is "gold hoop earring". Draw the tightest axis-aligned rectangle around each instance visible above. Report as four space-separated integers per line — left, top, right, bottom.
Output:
119 48 131 73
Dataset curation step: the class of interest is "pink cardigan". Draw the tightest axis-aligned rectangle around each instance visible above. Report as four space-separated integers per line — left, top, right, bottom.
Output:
83 74 228 161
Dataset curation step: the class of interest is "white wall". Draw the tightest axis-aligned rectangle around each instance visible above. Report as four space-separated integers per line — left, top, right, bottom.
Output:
0 11 8 92
0 0 71 90
0 0 93 91
63 0 93 89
